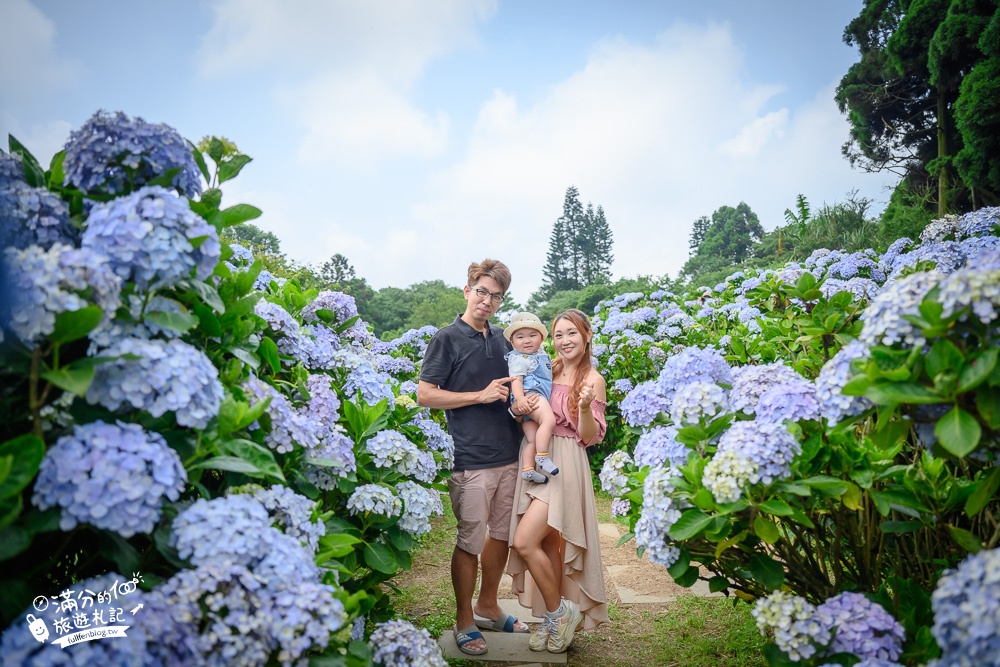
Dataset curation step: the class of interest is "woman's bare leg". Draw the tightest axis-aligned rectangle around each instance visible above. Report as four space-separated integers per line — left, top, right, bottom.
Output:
511 499 562 611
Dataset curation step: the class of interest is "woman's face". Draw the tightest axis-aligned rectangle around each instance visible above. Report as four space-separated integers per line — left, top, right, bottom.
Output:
553 317 588 364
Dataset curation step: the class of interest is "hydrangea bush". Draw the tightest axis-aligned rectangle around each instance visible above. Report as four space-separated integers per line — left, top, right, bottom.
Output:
591 207 1000 665
0 114 451 666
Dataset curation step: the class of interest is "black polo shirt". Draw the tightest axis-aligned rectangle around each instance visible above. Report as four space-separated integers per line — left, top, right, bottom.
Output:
420 315 520 471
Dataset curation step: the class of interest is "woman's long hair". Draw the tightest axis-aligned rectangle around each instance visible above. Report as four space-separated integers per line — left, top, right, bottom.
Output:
550 308 594 420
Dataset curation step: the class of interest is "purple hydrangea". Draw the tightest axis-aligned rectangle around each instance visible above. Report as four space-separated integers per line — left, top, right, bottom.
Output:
347 484 402 518
756 379 821 424
886 241 966 280
710 420 801 494
414 418 455 470
0 183 76 250
936 259 1000 325
633 425 688 470
86 337 223 429
302 427 357 489
370 619 447 667
669 381 729 425
611 498 631 517
243 375 322 454
635 466 683 567
816 340 873 425
232 484 325 555
62 110 202 197
859 270 944 348
612 378 634 394
301 290 359 326
821 277 882 302
620 380 672 427
599 450 633 495
729 363 803 415
752 591 830 661
815 592 904 661
341 354 395 407
397 481 444 536
3 243 122 345
0 151 24 187
81 186 220 290
930 547 1000 666
957 206 1000 239
171 494 273 565
32 420 186 537
657 346 732 395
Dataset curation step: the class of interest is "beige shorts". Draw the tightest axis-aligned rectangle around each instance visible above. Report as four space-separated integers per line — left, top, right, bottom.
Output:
449 462 519 554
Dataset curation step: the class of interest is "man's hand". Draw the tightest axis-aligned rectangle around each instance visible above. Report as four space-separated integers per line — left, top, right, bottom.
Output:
478 377 515 404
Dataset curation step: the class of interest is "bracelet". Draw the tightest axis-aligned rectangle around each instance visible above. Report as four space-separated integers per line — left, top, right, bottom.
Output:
508 406 518 419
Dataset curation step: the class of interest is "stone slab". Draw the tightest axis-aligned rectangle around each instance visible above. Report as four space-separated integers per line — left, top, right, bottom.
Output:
438 630 567 663
598 523 621 540
499 597 543 623
612 583 677 604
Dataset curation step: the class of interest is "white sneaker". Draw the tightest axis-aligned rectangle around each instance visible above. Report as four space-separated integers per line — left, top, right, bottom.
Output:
547 599 582 653
528 614 556 652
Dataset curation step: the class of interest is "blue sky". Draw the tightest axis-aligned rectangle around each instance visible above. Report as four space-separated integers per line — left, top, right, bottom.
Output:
2 0 896 302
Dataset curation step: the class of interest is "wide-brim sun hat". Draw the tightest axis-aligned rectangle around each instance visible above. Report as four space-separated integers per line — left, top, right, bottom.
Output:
504 312 549 341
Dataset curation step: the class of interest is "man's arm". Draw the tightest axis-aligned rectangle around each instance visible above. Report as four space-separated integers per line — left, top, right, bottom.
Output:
417 378 515 410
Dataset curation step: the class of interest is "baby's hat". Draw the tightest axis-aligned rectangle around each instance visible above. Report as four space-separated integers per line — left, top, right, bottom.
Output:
504 312 548 341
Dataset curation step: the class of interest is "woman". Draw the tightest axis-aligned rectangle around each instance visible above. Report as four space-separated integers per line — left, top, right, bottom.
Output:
508 308 609 654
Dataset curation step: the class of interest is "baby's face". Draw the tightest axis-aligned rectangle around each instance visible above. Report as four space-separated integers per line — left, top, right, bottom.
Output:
511 329 543 354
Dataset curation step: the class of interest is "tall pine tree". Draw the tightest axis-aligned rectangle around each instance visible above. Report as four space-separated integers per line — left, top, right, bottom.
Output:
539 186 614 300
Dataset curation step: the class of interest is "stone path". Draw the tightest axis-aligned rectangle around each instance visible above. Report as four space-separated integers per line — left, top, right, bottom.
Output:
437 521 724 664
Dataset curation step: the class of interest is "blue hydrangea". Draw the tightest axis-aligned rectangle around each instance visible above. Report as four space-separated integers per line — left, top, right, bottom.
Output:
86 337 223 429
821 277 881 301
0 571 150 666
611 498 631 517
62 110 202 197
89 293 187 351
255 268 281 291
228 242 254 263
936 260 1000 325
399 380 418 395
826 251 886 282
370 619 447 667
729 363 803 415
376 354 416 376
302 427 357 489
752 591 830 662
703 449 758 504
878 237 915 275
859 270 944 348
414 418 455 470
815 592 904 661
756 379 821 424
816 340 873 425
397 481 444 536
243 375 321 454
657 346 732 396
232 484 325 555
635 466 682 568
620 380 672 427
956 206 1000 239
930 547 1000 666
599 450 633 495
365 429 428 478
341 354 395 407
669 381 729 425
0 183 76 250
81 186 220 290
347 484 402 518
612 378 634 394
921 215 963 243
716 420 801 486
32 420 185 537
171 494 273 565
887 241 966 280
633 425 688 470
0 151 24 187
3 243 121 345
301 290 359 326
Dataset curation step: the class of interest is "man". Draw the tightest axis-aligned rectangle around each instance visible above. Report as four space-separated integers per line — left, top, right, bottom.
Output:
417 258 538 656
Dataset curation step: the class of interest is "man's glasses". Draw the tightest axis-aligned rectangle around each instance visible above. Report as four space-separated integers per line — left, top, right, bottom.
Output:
470 286 504 304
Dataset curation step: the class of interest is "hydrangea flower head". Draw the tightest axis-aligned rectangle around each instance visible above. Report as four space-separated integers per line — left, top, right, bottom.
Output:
859 270 944 348
599 450 633 495
611 498 631 517
669 381 729 425
815 592 904 661
756 379 821 424
62 110 202 197
816 340 873 425
81 186 220 290
171 494 273 565
301 290 359 326
32 420 186 537
703 448 758 503
87 337 223 428
635 466 683 567
729 363 803 415
936 260 1000 325
752 591 830 661
302 427 357 489
242 375 323 454
370 619 447 667
347 484 402 518
620 380 672 427
397 481 444 536
657 346 732 395
231 484 325 555
930 547 1000 666
633 425 688 470
716 420 801 486
3 243 121 345
0 183 76 250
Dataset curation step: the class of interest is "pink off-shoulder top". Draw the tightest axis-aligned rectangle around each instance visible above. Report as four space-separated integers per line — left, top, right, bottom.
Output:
549 383 607 448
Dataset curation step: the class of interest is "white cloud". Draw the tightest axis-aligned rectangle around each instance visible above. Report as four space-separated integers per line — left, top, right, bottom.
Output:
0 109 71 166
403 23 894 301
0 0 81 94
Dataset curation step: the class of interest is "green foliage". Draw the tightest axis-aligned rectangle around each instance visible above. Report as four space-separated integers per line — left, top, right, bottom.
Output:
538 185 615 301
682 202 764 281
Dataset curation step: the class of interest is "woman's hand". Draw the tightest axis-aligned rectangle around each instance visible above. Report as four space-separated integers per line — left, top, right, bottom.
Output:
578 381 595 411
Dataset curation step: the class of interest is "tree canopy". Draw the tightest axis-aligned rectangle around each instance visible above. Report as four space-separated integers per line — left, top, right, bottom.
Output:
538 186 614 301
681 202 764 280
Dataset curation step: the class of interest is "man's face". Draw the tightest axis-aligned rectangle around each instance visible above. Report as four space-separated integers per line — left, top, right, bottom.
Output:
463 277 504 325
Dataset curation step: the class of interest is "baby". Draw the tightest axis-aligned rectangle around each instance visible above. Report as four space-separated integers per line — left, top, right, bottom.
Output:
504 312 558 484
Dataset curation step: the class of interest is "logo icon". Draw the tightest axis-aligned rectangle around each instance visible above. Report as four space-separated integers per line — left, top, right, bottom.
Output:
27 615 49 643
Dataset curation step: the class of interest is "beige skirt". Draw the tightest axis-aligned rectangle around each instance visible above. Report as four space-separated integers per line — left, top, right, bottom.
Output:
507 434 609 630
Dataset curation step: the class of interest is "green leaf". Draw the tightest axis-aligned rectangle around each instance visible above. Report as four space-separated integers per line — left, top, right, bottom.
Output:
673 566 699 587
0 527 31 562
948 526 982 553
189 140 210 183
926 339 965 378
958 348 998 393
189 455 263 476
977 387 1000 430
97 530 142 575
220 203 262 228
965 467 1000 517
259 337 281 375
666 549 690 579
191 301 223 337
145 309 199 334
219 439 286 482
39 365 95 397
758 499 794 516
753 515 781 544
316 533 363 559
9 134 45 186
865 383 941 405
708 576 729 593
362 542 398 574
0 495 23 531
935 406 982 458
668 508 714 541
228 345 261 370
50 306 104 344
762 644 797 667
800 476 849 496
48 150 66 188
0 434 45 500
749 554 785 590
182 279 226 313
218 155 253 184
881 520 923 533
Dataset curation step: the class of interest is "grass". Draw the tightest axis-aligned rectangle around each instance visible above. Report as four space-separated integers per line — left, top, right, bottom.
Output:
386 494 767 666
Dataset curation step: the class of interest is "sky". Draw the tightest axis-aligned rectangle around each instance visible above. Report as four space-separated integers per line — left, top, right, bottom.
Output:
1 0 898 303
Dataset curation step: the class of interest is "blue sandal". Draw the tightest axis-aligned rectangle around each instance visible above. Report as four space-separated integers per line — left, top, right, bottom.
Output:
474 611 530 633
453 625 488 655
